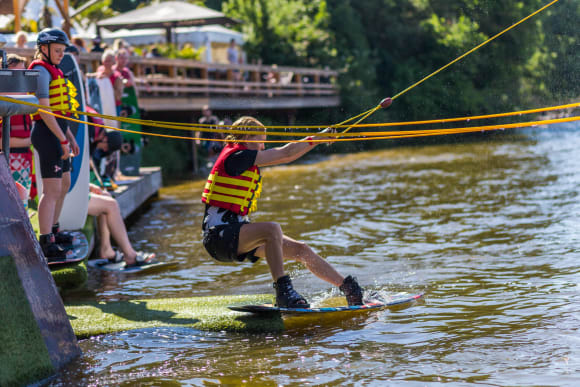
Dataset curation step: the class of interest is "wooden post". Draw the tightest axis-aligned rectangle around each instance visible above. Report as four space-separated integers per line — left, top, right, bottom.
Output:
62 0 70 37
13 0 21 32
53 0 71 37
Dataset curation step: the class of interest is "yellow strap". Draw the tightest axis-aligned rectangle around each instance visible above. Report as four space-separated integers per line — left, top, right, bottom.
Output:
201 192 249 207
204 183 249 198
212 174 255 188
241 170 260 180
50 78 66 87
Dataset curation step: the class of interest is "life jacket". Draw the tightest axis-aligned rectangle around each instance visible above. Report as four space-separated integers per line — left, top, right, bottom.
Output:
0 114 31 139
10 114 32 138
28 59 75 120
201 143 262 216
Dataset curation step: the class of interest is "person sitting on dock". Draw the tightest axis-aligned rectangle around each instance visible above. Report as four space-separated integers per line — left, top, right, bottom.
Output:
29 28 80 261
201 116 364 308
86 126 155 266
88 183 155 267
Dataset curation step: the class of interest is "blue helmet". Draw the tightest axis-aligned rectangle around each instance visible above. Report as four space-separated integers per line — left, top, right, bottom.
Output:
37 28 70 47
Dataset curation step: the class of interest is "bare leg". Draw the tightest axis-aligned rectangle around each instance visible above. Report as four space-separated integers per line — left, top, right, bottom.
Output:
238 222 344 286
52 171 70 226
38 178 62 235
256 234 344 287
238 222 285 280
96 213 114 258
88 194 137 261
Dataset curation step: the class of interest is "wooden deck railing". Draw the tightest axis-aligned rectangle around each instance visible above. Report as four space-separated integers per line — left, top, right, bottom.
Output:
6 48 340 112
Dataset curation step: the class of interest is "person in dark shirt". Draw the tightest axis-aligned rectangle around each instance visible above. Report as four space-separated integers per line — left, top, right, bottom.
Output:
196 105 223 164
201 116 364 308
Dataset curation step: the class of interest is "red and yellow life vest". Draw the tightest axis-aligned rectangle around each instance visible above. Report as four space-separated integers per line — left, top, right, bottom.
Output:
201 144 263 216
28 59 75 120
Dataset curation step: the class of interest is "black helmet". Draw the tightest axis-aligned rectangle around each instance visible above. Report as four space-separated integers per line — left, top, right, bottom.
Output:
37 28 70 47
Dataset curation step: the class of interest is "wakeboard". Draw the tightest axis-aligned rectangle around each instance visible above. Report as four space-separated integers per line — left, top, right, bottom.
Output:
87 258 178 273
229 293 424 315
47 231 89 267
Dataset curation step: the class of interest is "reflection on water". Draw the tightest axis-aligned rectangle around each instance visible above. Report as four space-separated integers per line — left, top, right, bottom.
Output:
54 125 580 385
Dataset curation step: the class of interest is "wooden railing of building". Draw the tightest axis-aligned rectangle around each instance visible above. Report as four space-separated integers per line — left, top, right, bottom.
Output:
6 48 340 112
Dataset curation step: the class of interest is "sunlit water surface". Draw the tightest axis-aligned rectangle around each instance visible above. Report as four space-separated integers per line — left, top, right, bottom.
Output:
52 124 580 385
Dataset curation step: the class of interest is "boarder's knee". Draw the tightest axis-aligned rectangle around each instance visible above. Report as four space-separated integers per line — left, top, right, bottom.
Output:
265 222 283 243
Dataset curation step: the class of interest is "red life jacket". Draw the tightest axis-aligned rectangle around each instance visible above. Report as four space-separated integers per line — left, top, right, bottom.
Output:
0 115 31 139
28 59 72 120
201 143 263 216
9 115 32 138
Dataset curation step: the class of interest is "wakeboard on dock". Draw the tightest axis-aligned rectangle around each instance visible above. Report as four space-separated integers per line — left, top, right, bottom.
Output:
47 231 89 267
228 293 424 315
87 258 178 273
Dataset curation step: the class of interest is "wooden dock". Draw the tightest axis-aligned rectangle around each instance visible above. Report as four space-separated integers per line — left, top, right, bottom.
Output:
7 48 340 112
114 166 162 220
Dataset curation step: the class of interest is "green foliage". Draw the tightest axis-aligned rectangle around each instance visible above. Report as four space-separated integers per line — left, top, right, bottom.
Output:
73 0 116 29
541 1 580 102
141 128 193 177
154 43 205 60
220 0 574 124
223 0 334 67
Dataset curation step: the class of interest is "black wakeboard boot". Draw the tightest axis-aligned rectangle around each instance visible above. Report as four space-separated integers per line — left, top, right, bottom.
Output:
52 223 78 246
339 275 364 306
273 275 310 308
39 233 72 262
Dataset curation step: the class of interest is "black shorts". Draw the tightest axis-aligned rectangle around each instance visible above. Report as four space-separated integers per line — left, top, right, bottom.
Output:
203 222 260 263
31 119 71 179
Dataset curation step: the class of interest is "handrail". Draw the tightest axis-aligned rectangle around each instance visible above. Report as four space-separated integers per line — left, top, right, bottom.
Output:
6 48 340 110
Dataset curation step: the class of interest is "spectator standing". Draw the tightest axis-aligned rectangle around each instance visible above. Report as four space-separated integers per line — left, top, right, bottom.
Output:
71 37 87 53
227 39 239 65
113 48 137 91
227 39 241 81
90 37 104 53
97 50 124 114
196 105 222 165
14 31 28 48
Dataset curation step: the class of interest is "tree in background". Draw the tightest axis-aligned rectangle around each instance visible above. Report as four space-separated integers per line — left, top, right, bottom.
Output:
221 0 569 125
223 0 334 67
541 0 580 103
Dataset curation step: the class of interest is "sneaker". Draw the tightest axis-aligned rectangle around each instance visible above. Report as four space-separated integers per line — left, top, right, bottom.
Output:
339 275 364 306
273 275 310 308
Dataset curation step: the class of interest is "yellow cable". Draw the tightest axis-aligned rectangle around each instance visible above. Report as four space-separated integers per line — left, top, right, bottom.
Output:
41 108 579 144
2 94 575 135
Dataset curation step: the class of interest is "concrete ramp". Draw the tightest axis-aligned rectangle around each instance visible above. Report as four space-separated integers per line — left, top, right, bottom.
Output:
0 156 81 386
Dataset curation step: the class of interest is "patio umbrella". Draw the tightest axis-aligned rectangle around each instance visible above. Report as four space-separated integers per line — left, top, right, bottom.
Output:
96 1 240 44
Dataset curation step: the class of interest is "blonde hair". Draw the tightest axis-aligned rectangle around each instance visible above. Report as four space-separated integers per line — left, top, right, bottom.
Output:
226 116 266 143
101 49 115 63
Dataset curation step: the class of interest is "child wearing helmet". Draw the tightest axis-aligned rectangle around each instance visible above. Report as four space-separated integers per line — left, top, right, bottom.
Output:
29 28 80 261
201 116 364 308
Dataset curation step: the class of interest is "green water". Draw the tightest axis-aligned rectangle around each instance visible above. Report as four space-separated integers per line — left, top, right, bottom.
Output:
53 124 580 385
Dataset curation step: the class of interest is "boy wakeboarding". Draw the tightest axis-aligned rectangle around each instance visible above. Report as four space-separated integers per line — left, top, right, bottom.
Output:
201 116 363 308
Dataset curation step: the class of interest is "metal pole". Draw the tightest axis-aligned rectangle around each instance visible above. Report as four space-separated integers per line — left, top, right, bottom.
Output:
2 116 10 164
